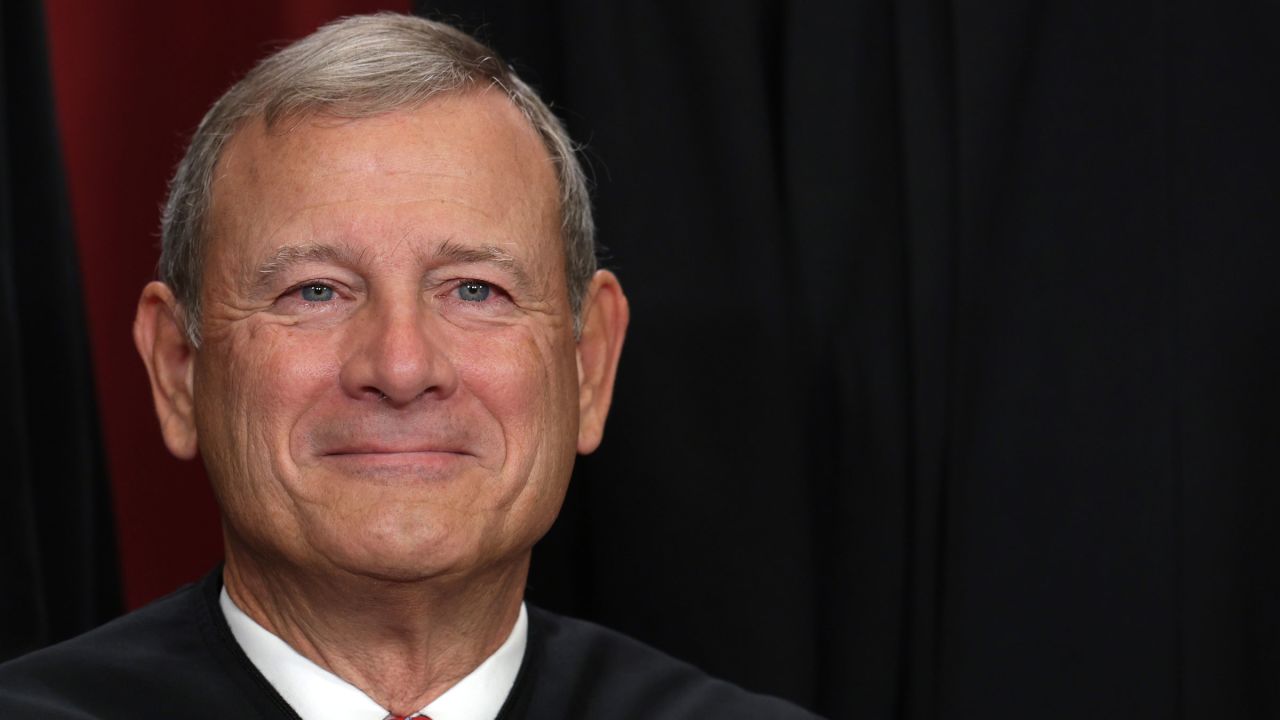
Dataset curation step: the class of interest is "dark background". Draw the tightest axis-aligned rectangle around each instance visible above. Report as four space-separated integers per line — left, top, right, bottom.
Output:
4 1 1278 718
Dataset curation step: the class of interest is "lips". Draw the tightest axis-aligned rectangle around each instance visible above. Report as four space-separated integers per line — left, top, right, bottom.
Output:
318 445 475 471
314 446 475 483
322 444 470 457
301 412 488 475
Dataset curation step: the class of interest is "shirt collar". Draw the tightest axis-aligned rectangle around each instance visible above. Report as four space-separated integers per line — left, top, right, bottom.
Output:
220 587 527 720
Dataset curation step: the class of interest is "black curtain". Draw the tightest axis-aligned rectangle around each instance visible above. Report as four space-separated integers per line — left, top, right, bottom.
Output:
0 0 119 662
416 1 1280 718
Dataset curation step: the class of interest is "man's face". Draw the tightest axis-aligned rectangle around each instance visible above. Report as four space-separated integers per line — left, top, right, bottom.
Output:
188 91 582 582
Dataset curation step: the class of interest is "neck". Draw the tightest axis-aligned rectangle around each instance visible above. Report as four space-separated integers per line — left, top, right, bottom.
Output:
222 542 527 716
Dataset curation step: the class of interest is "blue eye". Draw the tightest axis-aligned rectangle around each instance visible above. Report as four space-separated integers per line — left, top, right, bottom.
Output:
457 281 491 302
299 284 334 302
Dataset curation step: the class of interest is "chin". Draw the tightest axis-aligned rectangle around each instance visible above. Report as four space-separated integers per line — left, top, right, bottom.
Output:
329 546 470 584
318 520 486 583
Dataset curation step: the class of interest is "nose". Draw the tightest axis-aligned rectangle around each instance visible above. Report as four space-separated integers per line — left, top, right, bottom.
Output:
339 299 458 406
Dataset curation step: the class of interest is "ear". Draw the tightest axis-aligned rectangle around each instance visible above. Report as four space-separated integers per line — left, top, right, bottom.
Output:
576 270 629 454
133 281 199 460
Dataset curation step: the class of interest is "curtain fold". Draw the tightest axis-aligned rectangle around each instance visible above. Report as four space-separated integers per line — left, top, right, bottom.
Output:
416 1 1280 717
0 0 119 663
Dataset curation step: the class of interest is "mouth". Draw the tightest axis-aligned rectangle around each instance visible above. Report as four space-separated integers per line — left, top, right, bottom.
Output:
325 445 469 455
318 447 474 477
324 445 471 457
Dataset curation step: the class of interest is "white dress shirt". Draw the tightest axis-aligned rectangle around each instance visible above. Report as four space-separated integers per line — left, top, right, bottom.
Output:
220 588 526 720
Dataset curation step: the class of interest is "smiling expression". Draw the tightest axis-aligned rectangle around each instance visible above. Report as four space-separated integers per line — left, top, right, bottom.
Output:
189 90 583 582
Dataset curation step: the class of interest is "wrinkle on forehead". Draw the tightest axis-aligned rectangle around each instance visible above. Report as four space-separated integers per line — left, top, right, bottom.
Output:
232 90 548 179
205 90 565 304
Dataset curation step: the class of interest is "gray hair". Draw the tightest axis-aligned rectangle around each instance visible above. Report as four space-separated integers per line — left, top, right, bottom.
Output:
159 13 596 345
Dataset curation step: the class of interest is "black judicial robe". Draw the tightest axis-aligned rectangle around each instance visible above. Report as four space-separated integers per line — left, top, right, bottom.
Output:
0 570 820 719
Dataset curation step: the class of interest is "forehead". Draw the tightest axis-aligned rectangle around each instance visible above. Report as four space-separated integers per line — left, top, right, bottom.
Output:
206 90 562 275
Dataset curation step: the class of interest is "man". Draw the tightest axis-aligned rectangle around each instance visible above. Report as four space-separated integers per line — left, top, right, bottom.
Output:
0 13 818 720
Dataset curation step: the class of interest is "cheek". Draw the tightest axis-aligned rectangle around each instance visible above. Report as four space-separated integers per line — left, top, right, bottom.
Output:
199 325 340 476
452 327 579 477
251 325 343 447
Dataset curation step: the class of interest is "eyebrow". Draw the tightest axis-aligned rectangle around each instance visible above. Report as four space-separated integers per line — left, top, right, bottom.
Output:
432 238 534 293
247 238 536 295
249 242 365 295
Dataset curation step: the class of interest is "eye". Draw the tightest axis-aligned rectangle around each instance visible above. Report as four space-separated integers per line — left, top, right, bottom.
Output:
456 281 492 302
299 284 335 302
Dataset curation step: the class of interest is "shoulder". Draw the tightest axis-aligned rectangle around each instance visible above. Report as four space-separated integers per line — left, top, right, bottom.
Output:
0 573 285 719
507 606 822 720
